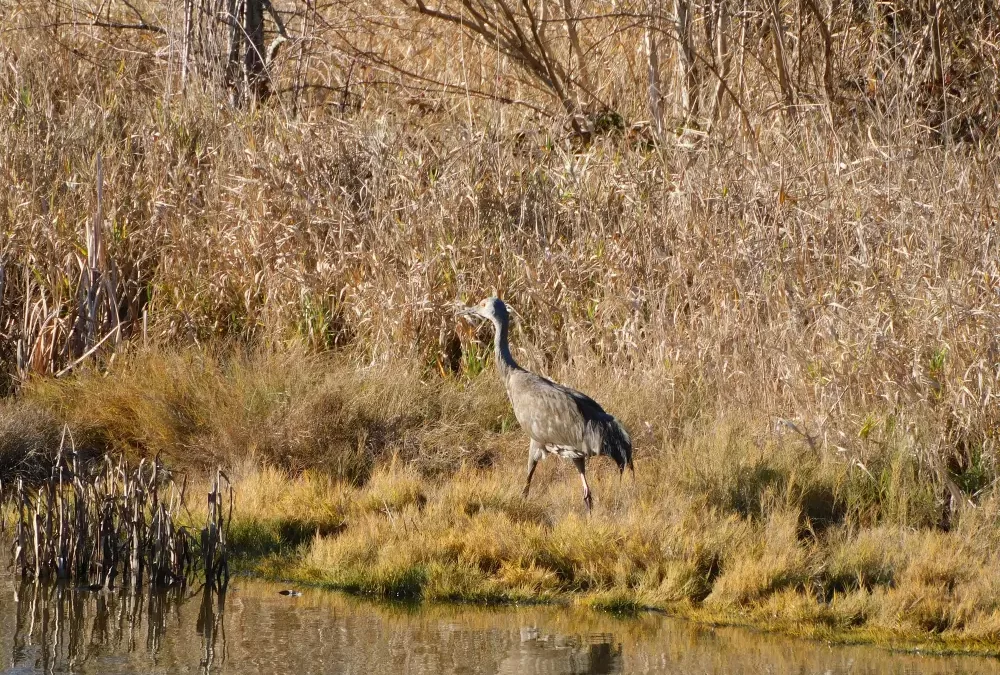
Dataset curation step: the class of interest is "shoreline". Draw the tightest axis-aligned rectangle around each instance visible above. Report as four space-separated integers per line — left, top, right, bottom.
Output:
5 351 1000 660
232 562 1000 660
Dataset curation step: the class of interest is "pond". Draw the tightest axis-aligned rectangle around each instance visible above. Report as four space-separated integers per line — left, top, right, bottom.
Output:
1 574 998 674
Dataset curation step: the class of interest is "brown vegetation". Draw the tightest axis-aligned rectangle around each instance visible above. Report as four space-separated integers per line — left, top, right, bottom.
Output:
2 0 1000 653
6 442 230 590
3 350 1000 653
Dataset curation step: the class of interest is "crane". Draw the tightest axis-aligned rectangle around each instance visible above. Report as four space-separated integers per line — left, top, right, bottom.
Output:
459 297 633 511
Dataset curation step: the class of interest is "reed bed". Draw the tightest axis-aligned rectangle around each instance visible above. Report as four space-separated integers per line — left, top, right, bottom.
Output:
4 431 231 590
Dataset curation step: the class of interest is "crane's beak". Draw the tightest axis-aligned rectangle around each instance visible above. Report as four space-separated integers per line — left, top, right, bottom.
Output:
457 305 477 318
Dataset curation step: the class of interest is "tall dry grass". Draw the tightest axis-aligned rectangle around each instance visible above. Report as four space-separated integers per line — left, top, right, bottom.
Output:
2 6 997 404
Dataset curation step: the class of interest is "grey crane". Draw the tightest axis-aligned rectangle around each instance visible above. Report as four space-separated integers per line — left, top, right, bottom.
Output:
459 297 633 511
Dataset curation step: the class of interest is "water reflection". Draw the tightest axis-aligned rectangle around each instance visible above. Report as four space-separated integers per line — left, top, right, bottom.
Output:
197 584 227 672
2 574 1000 675
6 578 224 674
510 629 622 674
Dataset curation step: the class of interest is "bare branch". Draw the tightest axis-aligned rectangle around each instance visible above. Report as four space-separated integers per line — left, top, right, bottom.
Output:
33 19 166 34
802 0 835 103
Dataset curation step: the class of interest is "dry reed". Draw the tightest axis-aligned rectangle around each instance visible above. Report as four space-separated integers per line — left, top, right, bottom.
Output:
4 428 230 590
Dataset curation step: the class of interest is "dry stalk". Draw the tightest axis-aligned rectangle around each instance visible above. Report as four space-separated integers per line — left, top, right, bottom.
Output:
3 429 230 590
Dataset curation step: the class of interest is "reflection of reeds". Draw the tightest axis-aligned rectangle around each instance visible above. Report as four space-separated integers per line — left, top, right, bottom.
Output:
10 576 192 672
197 579 227 670
6 428 230 590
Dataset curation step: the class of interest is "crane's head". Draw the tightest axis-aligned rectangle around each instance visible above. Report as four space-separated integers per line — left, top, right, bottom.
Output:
458 296 509 325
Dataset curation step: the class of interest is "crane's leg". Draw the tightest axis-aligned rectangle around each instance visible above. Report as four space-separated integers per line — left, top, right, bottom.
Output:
573 457 592 513
522 440 545 498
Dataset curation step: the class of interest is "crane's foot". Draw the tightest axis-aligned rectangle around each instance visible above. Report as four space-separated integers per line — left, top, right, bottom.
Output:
521 485 531 499
583 493 593 513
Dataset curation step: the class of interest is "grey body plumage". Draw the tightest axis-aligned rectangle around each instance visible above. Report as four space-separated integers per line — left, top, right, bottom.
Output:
459 297 634 511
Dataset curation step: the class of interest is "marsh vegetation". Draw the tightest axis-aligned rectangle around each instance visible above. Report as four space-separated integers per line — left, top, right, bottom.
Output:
2 0 1000 654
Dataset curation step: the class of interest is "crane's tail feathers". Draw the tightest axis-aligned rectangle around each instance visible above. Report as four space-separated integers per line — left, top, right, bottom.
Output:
602 417 633 476
618 458 636 477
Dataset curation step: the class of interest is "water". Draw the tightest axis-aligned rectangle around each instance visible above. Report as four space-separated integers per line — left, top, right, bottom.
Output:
1 574 998 674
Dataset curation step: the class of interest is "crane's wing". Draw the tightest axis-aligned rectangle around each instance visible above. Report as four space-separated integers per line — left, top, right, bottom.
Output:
553 382 611 421
507 370 610 449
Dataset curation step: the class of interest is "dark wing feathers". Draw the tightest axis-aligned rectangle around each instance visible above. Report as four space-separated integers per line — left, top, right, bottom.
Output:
555 383 611 421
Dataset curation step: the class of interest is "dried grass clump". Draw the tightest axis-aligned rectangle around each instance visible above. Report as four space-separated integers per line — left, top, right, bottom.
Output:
10 349 510 483
705 510 811 608
823 527 900 596
204 464 350 558
0 405 65 482
355 462 427 515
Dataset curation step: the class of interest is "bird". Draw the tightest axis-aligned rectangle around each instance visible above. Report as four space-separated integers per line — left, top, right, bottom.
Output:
459 297 633 512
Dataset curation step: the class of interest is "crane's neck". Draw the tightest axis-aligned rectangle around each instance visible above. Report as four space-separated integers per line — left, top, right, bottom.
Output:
492 315 520 382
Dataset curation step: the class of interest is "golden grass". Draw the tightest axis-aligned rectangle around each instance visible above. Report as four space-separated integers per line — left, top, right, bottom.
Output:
224 453 1000 654
18 348 510 478
7 348 986 651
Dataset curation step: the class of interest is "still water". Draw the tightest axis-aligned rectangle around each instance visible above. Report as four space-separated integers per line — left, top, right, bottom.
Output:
2 574 999 675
